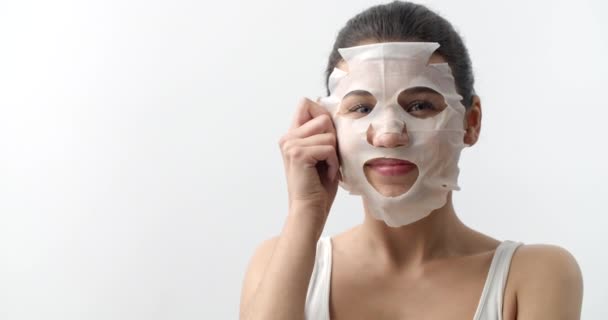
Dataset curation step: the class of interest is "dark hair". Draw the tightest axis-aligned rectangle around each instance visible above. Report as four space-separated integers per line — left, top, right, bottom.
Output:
325 1 476 108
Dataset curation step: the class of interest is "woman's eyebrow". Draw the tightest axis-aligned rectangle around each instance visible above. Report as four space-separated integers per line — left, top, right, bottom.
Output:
401 86 441 96
343 90 374 99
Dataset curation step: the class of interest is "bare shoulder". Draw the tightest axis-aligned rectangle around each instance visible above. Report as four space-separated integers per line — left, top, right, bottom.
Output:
510 243 583 283
509 243 583 319
239 236 280 317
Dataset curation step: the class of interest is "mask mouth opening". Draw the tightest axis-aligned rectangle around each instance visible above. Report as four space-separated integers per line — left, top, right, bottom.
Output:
363 158 419 197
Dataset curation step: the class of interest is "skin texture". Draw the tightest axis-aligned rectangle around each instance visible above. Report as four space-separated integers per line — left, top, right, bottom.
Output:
239 45 583 320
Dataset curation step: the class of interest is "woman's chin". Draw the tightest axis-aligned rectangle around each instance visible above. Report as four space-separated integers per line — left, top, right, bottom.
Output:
374 185 411 197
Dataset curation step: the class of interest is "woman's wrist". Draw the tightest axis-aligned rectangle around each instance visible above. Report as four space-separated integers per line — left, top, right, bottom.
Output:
284 203 328 243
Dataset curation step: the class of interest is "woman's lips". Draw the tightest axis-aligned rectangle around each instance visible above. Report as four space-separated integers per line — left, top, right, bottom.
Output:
365 158 417 176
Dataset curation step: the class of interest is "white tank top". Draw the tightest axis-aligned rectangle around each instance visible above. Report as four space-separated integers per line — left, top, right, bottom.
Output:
305 236 523 320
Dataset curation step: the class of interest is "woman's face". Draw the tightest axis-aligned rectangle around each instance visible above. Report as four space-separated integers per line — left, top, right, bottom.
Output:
334 52 450 197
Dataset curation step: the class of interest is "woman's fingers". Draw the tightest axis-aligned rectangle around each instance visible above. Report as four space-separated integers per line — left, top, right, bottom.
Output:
286 145 339 182
278 97 341 219
290 97 333 130
281 133 336 159
296 133 336 148
283 114 335 143
315 146 339 182
279 104 337 152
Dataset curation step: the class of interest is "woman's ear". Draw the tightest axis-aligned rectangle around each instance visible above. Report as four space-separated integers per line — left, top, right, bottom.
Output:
463 95 482 146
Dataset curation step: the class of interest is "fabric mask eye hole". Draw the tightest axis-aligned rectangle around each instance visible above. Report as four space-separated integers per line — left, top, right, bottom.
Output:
397 86 448 119
339 90 378 118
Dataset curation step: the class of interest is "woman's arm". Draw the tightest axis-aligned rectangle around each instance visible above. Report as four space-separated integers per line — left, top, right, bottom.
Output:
239 209 324 320
239 98 338 320
513 244 583 320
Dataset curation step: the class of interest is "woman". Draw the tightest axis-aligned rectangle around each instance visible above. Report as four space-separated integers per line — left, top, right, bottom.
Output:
239 2 583 319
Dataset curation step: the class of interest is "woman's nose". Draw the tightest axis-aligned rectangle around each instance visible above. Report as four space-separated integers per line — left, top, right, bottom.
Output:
367 123 410 148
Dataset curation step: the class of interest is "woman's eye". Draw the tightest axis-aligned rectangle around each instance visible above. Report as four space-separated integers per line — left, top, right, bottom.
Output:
407 101 435 113
349 104 373 114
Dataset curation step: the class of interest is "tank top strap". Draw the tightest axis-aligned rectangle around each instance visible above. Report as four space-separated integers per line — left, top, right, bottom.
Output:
304 236 333 320
473 240 524 320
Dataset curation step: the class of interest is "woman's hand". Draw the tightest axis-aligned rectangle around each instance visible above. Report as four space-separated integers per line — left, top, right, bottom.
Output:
278 97 340 221
240 98 340 320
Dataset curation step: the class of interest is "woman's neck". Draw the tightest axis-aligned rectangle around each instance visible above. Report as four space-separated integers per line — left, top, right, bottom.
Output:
357 192 470 271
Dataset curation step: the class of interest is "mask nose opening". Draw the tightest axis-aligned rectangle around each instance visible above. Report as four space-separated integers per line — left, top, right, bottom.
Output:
366 121 409 148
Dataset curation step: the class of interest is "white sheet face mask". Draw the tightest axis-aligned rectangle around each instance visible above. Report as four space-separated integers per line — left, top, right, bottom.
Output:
319 42 469 227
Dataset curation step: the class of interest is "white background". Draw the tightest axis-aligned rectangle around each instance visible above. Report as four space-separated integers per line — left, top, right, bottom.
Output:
0 0 606 319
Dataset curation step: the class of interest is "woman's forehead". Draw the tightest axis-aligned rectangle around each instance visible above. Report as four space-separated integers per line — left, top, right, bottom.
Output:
336 52 447 72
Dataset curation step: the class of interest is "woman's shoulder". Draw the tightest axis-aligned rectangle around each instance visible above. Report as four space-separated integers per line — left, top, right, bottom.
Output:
507 243 583 318
510 243 582 281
